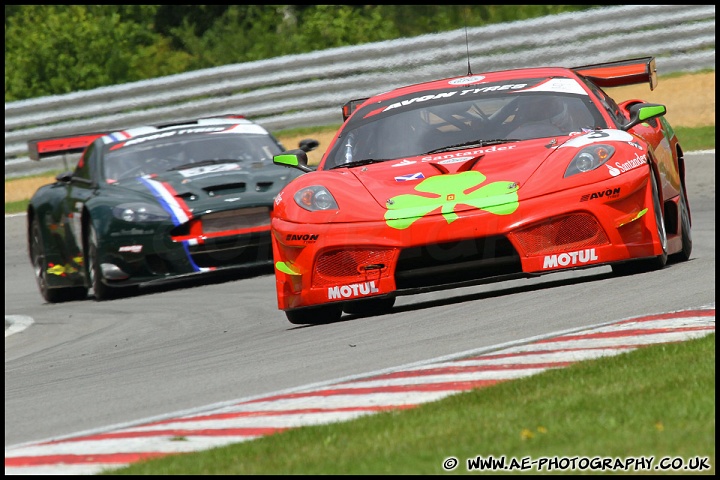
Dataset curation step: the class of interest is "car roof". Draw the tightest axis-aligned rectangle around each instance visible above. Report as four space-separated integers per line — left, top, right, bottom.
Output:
375 66 577 101
27 115 270 160
100 116 271 145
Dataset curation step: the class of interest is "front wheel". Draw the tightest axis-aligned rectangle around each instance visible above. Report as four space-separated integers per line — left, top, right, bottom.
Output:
343 296 396 316
87 225 118 301
285 304 343 325
612 171 668 275
29 217 87 303
669 181 692 263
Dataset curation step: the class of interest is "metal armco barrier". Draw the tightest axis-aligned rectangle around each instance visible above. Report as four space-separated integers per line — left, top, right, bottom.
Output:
4 4 715 178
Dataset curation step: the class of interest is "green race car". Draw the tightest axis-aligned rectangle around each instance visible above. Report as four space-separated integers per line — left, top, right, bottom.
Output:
26 115 318 302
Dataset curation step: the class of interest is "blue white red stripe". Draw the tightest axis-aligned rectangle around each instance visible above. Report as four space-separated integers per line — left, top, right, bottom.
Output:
138 177 192 226
138 177 213 273
101 131 132 143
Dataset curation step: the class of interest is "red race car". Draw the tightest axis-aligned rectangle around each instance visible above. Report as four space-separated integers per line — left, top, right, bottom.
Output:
271 57 692 325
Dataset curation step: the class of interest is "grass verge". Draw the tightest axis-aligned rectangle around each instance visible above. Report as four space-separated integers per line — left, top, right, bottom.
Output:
104 333 715 475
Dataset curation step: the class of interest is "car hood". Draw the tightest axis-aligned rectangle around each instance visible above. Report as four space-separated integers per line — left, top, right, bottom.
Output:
116 163 299 215
346 140 559 217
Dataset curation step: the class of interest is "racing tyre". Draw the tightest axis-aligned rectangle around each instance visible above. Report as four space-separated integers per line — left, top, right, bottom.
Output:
87 225 120 301
669 181 692 263
285 304 343 325
30 217 88 303
343 296 396 316
612 171 668 275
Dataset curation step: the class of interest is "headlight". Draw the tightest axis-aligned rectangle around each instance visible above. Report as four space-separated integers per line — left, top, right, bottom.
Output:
112 203 170 222
294 186 339 211
564 144 615 178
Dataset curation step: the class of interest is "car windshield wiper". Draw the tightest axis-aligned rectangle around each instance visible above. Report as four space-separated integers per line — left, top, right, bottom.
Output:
167 159 238 171
329 158 390 170
425 138 521 154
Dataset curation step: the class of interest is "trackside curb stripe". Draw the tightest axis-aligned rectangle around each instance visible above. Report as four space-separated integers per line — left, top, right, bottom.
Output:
4 307 714 475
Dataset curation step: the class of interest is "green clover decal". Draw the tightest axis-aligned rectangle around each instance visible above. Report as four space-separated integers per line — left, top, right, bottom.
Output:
384 170 519 230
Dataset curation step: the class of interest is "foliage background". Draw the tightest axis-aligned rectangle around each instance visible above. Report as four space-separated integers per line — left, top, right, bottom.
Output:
5 5 596 102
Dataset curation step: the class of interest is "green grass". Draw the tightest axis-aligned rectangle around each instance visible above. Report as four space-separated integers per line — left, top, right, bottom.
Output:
675 125 715 152
5 199 29 215
5 169 63 215
104 333 715 475
276 123 341 138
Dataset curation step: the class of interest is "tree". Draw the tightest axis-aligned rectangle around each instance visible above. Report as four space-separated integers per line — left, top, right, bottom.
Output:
4 5 191 101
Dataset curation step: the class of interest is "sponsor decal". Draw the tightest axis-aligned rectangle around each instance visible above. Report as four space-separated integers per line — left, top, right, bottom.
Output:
610 153 647 177
110 228 154 237
121 127 228 147
179 163 241 177
580 187 621 202
421 144 515 162
559 130 634 149
543 248 599 269
46 263 78 276
392 159 417 167
285 233 319 243
395 172 425 182
328 281 380 300
220 124 269 135
606 152 647 177
456 84 528 94
383 84 527 113
385 170 519 230
119 245 143 253
438 157 472 165
606 164 621 177
516 78 588 95
628 141 644 150
448 75 486 85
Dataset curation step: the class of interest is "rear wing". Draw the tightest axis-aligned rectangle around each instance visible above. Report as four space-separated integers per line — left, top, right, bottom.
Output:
27 132 107 161
155 113 248 129
27 114 255 160
341 97 369 122
572 56 657 91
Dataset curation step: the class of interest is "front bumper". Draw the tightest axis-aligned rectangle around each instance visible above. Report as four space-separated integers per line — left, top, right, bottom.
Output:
99 226 273 287
272 171 663 310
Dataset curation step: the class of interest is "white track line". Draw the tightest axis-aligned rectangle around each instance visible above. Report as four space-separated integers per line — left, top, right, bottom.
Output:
5 307 714 475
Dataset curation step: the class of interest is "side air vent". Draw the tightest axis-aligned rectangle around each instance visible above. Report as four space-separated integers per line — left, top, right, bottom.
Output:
255 181 274 192
203 183 246 196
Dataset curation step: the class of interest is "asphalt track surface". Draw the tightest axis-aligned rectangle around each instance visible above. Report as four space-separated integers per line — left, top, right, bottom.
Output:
4 151 716 470
5 308 715 474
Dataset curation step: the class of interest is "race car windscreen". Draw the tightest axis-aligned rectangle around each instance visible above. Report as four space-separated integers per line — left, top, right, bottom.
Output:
324 85 604 169
102 133 283 182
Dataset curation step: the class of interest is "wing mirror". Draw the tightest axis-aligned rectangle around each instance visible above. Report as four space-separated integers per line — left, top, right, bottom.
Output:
621 103 667 131
274 149 313 173
298 138 319 152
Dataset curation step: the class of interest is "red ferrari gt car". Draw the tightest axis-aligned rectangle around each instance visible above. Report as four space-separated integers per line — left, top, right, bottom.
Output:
271 57 692 325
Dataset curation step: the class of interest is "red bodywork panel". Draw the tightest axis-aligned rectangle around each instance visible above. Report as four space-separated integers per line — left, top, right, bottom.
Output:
28 133 107 160
572 56 657 90
270 56 689 321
